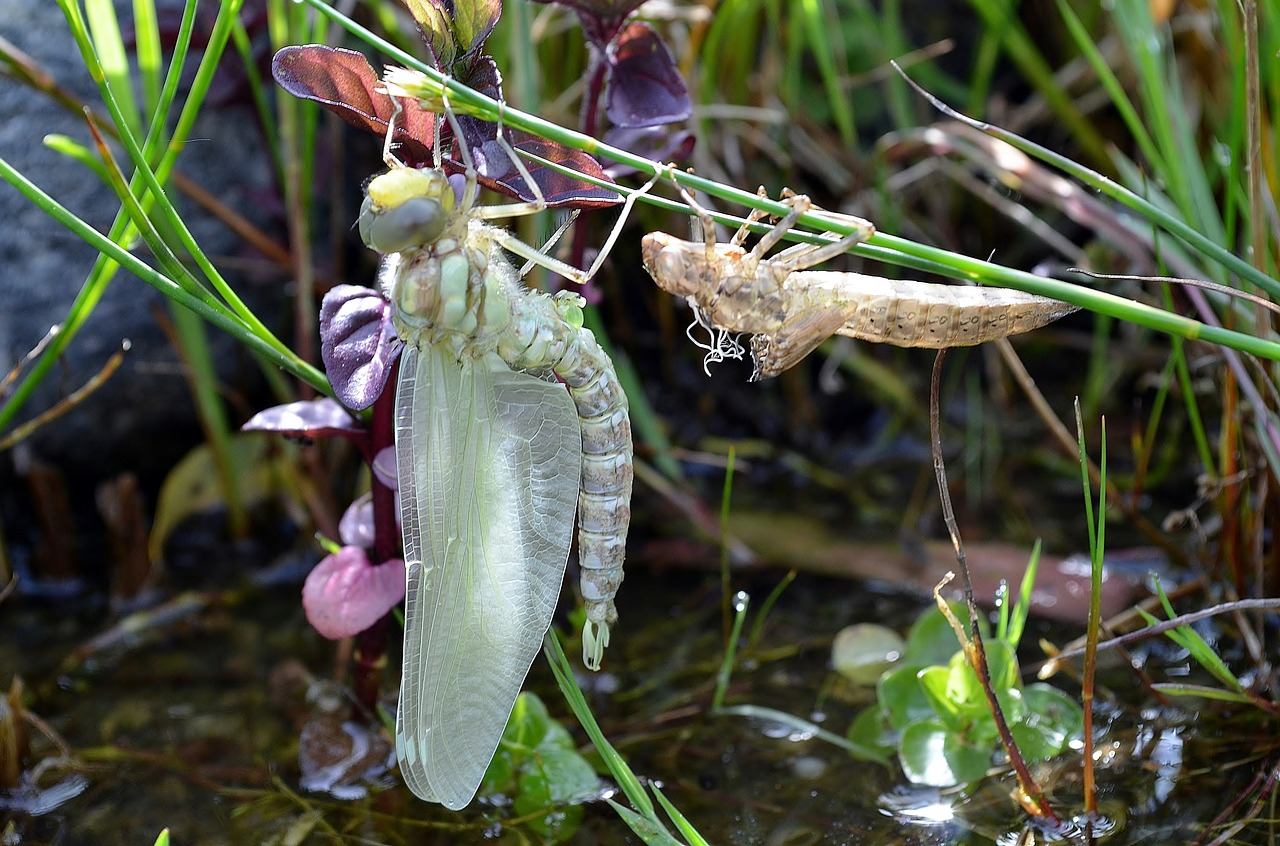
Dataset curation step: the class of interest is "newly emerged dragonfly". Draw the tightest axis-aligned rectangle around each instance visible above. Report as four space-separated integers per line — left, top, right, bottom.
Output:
363 99 632 809
642 186 1077 379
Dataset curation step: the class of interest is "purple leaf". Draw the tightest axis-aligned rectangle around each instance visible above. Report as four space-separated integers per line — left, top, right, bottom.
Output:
528 0 645 48
242 398 365 440
449 54 502 155
272 46 435 164
319 285 402 411
602 125 695 178
302 547 406 640
605 22 690 128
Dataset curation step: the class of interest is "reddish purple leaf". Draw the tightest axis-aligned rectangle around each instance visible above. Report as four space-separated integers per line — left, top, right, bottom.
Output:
528 0 644 48
242 398 365 441
319 285 401 411
271 46 435 163
605 22 690 128
478 133 621 207
302 547 406 639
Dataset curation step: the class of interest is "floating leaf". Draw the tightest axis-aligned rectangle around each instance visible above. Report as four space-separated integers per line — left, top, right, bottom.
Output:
877 663 933 730
902 601 967 667
831 623 905 686
845 706 895 761
899 718 991 787
483 693 595 842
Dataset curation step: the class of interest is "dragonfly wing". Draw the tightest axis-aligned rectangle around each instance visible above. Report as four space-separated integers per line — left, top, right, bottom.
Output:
394 344 582 809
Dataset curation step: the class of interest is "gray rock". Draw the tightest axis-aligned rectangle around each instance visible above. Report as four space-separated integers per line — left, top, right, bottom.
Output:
0 0 287 485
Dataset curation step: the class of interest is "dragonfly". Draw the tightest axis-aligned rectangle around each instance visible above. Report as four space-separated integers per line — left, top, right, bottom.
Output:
642 185 1078 379
361 98 632 809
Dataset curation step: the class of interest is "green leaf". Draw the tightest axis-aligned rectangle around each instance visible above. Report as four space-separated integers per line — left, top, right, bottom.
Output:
1006 540 1042 650
832 623 907 686
845 707 895 763
898 718 992 787
903 603 967 666
1022 684 1083 745
944 653 985 711
401 0 457 67
605 799 687 846
652 784 713 846
979 639 1021 693
482 692 597 842
452 0 500 57
1008 720 1060 763
878 664 933 730
917 665 963 727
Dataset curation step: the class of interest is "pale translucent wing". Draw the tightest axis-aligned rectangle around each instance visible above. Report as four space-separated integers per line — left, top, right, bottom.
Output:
394 344 582 809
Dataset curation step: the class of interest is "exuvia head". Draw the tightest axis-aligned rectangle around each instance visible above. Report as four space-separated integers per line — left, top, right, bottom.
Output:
640 231 701 297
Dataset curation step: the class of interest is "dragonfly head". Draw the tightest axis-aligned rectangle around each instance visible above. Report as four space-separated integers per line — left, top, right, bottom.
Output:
360 168 456 254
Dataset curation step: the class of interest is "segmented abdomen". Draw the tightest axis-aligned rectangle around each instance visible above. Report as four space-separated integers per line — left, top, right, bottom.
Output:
806 271 1078 348
498 290 631 667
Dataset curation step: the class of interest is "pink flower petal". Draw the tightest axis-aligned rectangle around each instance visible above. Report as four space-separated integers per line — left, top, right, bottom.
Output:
302 547 406 639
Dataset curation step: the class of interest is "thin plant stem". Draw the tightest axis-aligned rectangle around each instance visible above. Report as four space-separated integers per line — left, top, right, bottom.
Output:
1074 399 1106 821
719 446 736 643
928 350 1060 825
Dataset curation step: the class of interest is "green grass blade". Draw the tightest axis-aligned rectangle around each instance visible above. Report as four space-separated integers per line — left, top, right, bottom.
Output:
711 591 749 711
1005 539 1041 651
966 0 1108 165
84 0 141 136
604 799 686 846
798 0 853 146
131 0 162 112
542 630 659 821
651 784 711 846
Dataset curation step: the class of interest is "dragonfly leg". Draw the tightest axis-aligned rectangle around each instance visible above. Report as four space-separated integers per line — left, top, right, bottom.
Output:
666 168 722 266
748 192 812 258
382 96 405 169
770 207 875 274
729 185 775 247
438 83 481 213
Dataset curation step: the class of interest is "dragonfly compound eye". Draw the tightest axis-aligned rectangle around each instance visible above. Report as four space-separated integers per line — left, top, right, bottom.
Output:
360 196 449 254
